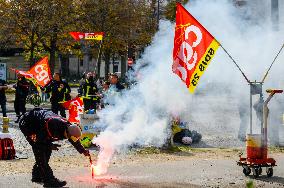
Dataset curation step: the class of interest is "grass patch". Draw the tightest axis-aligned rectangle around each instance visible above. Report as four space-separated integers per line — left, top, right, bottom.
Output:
134 146 244 155
134 147 162 154
269 146 284 153
133 146 215 155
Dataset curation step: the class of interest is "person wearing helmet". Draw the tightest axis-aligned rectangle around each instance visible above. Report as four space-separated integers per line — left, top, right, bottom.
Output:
171 116 202 146
19 108 90 187
79 72 99 111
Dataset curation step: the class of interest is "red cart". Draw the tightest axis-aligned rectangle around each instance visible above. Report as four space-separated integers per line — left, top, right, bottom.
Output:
237 89 283 178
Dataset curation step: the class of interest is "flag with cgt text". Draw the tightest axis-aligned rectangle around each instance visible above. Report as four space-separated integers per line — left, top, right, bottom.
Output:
172 3 220 93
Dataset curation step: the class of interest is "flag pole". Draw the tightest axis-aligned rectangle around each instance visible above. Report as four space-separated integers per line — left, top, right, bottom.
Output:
220 44 250 84
261 43 284 83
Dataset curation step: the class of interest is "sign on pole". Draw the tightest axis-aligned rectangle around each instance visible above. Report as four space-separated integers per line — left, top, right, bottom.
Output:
0 63 7 81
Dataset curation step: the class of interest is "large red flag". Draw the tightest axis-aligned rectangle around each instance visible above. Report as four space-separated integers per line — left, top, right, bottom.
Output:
173 3 219 93
62 97 84 123
29 57 52 87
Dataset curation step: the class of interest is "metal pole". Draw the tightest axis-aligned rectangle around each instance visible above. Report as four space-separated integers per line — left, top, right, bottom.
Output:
96 40 103 77
262 93 275 158
250 85 252 134
220 45 250 83
261 43 284 83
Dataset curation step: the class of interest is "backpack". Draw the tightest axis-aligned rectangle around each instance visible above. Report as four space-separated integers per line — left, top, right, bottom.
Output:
0 138 16 160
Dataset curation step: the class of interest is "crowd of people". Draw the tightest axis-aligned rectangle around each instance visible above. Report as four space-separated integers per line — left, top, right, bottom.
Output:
0 71 125 187
0 71 126 122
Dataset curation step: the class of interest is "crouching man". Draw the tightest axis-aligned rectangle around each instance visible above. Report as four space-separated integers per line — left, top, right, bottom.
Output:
19 108 90 187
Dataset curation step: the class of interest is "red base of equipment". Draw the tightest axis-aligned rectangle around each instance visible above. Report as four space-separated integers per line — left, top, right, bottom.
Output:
237 154 276 178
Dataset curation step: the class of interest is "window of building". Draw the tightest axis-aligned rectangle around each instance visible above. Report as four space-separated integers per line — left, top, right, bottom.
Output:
113 65 118 73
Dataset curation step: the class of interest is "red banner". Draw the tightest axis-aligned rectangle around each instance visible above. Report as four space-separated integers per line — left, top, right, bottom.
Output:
29 57 52 87
69 32 104 41
173 3 219 93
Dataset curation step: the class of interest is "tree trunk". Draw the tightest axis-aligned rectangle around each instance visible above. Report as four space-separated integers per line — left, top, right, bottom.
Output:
29 32 36 68
60 54 70 80
97 52 102 78
120 53 127 78
49 39 57 74
29 45 35 68
104 51 111 78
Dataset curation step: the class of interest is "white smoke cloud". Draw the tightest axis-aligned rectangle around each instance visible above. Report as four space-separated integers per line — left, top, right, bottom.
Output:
92 0 284 174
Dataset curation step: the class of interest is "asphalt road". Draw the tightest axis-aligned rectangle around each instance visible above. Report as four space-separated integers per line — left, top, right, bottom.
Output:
1 153 284 188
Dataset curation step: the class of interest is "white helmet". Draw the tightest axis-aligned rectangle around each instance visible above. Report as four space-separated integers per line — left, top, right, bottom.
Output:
182 136 193 145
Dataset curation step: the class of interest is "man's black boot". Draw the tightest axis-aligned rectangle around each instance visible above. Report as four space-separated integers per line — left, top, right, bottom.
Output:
31 165 43 183
43 178 67 187
31 176 43 183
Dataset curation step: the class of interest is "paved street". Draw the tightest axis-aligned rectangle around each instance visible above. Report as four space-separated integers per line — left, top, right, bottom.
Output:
0 151 284 188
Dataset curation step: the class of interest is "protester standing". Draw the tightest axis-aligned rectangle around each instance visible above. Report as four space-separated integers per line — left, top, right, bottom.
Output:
105 73 125 105
109 73 125 92
14 74 30 123
43 73 71 117
79 72 99 111
0 79 8 117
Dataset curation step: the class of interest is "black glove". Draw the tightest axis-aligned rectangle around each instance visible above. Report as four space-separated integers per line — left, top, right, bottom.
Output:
83 149 90 157
50 143 61 151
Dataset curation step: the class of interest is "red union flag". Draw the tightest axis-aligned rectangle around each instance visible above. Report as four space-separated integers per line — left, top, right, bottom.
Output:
29 57 52 87
173 3 220 93
69 32 104 41
62 97 84 123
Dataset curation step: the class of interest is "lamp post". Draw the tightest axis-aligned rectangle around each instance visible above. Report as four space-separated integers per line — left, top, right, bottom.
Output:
271 0 279 31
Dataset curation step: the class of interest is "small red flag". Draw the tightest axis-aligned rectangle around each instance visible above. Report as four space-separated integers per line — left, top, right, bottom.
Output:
62 97 84 123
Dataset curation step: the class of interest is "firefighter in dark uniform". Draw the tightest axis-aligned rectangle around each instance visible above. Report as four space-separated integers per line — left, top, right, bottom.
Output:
14 74 30 123
19 108 90 187
79 72 99 111
0 79 8 117
43 73 71 117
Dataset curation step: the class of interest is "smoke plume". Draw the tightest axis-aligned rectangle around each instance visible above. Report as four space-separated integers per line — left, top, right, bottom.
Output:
92 0 284 175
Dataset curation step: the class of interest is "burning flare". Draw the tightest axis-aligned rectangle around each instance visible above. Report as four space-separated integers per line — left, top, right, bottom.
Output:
92 135 115 175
